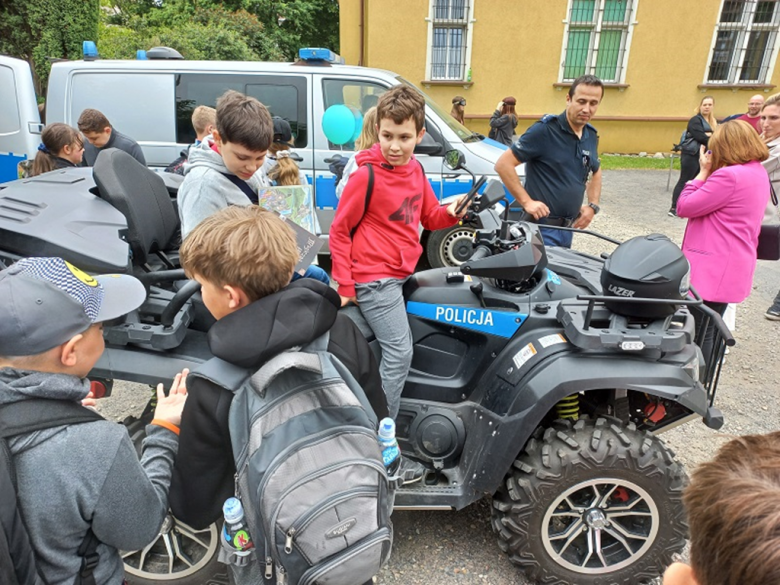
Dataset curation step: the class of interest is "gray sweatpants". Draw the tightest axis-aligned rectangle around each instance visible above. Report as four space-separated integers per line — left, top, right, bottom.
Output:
356 277 412 419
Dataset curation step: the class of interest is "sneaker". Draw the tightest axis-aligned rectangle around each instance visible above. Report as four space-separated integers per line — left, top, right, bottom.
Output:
668 209 677 217
396 456 426 485
766 303 780 321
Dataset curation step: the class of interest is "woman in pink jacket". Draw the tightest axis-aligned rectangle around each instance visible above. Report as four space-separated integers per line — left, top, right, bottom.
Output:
677 120 770 356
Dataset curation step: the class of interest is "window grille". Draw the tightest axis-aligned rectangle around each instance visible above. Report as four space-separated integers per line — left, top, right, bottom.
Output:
561 0 636 83
707 0 780 84
431 0 470 80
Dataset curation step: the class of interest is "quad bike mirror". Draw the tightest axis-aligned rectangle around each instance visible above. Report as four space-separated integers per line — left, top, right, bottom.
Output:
444 149 465 171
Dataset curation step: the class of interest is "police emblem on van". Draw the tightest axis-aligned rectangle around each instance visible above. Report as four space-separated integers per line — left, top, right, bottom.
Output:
325 517 357 539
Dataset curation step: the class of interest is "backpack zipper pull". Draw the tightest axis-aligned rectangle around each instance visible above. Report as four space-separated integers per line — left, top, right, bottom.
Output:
276 565 286 585
265 556 273 580
284 528 296 554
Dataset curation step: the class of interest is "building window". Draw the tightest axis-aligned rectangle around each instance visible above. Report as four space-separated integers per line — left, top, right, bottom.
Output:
427 0 473 81
706 0 780 84
560 0 637 83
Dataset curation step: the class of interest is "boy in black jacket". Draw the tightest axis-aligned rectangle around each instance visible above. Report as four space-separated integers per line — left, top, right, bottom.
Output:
168 206 386 530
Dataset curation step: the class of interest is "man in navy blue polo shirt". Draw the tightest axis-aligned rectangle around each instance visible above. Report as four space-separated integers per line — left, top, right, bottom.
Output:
495 74 604 248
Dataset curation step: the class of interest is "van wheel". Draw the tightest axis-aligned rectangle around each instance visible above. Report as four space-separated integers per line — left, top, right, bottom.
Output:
426 226 476 268
123 418 228 585
491 417 687 585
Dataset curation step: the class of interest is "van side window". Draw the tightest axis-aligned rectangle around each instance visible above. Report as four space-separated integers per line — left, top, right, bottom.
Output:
175 74 308 147
70 73 175 143
321 79 387 149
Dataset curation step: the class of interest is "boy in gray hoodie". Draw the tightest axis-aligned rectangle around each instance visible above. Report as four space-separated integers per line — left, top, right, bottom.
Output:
0 257 189 584
177 90 273 238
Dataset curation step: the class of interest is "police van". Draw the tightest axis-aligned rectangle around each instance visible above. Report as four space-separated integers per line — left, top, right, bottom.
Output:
0 45 514 266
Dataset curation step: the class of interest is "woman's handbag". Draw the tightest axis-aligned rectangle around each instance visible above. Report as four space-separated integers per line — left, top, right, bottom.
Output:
758 185 780 261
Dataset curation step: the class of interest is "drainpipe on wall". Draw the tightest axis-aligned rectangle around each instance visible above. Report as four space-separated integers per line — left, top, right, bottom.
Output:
359 0 365 66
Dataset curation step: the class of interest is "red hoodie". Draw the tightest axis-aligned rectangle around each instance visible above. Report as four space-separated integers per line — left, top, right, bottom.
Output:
330 144 459 297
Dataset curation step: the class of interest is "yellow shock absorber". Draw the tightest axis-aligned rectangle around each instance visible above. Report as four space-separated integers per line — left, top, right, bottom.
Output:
555 394 580 420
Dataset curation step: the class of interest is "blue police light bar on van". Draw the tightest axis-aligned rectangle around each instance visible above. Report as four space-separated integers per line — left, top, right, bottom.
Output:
83 41 98 60
298 48 344 65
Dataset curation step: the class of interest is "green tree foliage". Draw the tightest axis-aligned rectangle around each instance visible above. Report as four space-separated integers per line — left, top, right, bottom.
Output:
99 0 338 62
0 0 99 93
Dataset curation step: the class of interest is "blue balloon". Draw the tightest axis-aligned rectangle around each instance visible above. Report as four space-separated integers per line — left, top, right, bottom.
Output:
322 104 356 145
351 108 364 142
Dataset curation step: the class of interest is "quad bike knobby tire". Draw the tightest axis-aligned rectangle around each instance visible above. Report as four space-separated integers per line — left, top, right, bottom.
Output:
122 417 229 585
491 417 687 585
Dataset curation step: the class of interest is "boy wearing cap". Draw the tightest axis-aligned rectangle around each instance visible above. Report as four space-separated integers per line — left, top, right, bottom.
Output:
0 257 188 584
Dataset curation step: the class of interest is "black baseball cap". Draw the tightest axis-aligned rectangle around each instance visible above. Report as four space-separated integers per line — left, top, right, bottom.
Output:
0 257 146 356
272 117 293 147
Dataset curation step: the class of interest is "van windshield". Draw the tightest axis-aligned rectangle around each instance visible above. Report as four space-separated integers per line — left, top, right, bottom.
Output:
396 77 482 144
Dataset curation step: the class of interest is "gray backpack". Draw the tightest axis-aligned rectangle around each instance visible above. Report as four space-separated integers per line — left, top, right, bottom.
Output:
201 333 394 585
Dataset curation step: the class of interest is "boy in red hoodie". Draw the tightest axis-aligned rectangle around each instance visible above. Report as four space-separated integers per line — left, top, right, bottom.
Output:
330 85 466 426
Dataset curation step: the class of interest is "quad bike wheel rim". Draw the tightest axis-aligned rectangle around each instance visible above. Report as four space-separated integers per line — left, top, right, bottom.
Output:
122 515 219 581
541 478 660 575
440 228 476 266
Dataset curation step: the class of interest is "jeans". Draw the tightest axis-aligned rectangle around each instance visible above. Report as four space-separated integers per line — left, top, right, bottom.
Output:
292 264 330 285
356 277 412 419
539 225 574 248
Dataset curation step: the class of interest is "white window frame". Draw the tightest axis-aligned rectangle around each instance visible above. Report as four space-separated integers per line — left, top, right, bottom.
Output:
557 0 638 84
704 0 780 85
424 0 476 82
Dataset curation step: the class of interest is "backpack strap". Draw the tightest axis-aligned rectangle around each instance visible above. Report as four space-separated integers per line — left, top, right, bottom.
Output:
0 399 103 585
191 357 254 393
0 399 103 442
349 163 374 239
219 172 258 204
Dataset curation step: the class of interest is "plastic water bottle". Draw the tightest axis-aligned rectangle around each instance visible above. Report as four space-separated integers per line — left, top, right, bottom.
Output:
378 417 401 475
466 67 472 83
222 497 254 555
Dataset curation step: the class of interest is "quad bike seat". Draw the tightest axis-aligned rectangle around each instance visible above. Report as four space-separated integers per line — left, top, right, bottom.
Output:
92 148 180 272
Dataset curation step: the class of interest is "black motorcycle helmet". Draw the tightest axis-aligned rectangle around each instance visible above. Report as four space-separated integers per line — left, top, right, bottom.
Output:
600 234 690 319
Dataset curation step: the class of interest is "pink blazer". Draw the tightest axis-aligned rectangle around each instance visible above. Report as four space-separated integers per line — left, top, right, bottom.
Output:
677 161 769 303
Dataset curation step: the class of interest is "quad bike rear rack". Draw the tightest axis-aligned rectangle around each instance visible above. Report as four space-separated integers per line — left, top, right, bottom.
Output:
558 290 735 413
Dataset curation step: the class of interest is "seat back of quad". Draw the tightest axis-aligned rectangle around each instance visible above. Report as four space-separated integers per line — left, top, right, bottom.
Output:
92 148 180 268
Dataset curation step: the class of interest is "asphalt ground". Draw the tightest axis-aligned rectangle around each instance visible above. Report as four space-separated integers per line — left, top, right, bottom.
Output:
96 169 780 585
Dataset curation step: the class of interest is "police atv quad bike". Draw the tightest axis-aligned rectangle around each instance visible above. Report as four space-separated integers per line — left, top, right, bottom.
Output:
0 149 732 585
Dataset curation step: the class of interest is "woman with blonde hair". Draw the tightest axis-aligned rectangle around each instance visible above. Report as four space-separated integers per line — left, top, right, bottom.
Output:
336 107 379 199
677 120 769 356
671 96 717 216
30 123 84 176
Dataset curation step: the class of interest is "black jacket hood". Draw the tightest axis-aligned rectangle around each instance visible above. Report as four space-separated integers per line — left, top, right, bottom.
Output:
207 278 340 369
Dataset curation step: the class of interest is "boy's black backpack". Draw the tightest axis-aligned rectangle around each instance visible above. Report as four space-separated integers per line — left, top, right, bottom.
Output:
194 332 395 585
0 399 104 585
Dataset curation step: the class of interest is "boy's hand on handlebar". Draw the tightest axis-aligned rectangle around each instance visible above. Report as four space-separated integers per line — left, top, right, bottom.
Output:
153 369 189 426
523 200 550 220
448 195 469 218
340 295 358 307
